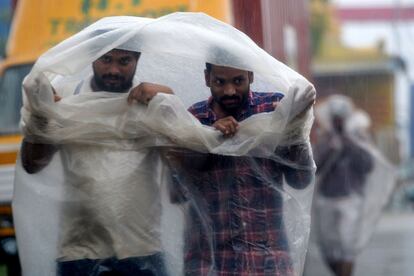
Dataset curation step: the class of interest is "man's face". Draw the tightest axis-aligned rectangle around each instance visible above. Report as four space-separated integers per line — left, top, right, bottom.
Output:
332 115 345 134
205 65 253 114
92 49 139 92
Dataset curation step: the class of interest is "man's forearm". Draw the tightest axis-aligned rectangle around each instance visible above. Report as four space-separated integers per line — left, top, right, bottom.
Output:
21 139 58 174
276 144 314 189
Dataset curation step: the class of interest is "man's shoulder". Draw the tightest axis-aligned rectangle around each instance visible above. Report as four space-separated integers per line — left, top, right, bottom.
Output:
188 99 209 114
52 76 93 96
251 91 284 104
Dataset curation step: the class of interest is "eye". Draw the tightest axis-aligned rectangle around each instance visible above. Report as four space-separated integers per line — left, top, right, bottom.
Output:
119 57 132 66
234 78 245 85
100 56 111 63
214 79 224 85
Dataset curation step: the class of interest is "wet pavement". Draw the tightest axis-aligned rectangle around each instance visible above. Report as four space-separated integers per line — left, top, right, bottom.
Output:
303 212 414 276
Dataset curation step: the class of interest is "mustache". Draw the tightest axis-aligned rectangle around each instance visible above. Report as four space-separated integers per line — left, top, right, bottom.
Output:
219 95 241 102
102 74 125 81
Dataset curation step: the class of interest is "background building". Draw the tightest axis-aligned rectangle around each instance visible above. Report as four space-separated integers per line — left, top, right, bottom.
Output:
332 0 414 159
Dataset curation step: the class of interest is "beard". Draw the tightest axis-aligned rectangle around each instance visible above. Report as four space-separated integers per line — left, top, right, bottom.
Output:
93 73 134 93
215 89 249 116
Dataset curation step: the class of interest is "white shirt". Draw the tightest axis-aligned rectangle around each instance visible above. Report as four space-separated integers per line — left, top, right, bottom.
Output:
57 77 164 260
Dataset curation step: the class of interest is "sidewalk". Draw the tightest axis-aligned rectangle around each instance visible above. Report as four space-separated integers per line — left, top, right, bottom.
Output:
303 212 414 276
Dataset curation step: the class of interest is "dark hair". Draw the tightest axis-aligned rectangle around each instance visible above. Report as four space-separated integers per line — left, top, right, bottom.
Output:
205 62 253 75
205 62 213 73
119 50 140 60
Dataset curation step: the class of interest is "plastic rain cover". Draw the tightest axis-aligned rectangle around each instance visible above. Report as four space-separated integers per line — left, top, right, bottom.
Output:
13 13 316 276
312 95 396 262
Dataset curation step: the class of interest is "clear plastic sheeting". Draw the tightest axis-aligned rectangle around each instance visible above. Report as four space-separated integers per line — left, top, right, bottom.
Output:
312 95 396 262
13 13 316 275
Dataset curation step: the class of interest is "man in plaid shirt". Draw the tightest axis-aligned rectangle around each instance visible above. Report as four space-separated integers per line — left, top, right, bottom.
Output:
170 62 314 275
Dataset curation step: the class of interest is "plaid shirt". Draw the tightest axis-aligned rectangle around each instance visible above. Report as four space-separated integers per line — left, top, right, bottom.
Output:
175 91 307 276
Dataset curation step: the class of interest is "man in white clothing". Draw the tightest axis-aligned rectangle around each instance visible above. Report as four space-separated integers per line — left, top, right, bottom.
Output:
21 48 173 276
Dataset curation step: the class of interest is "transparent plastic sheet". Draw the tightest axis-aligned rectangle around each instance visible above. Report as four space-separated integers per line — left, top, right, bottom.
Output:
312 95 396 261
13 13 316 275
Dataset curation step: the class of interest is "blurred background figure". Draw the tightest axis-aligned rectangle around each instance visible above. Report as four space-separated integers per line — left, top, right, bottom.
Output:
313 95 372 276
311 95 396 276
304 0 414 274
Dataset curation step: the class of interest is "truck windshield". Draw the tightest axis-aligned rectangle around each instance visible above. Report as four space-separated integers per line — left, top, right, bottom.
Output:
0 64 32 134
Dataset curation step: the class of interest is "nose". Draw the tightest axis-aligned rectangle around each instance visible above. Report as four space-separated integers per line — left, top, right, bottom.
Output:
223 84 236 96
108 64 121 75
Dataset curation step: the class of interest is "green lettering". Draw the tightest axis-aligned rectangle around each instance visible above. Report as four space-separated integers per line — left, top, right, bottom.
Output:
177 4 188 12
131 0 140 6
65 18 78 33
81 18 93 29
50 19 61 35
97 0 108 10
81 0 91 15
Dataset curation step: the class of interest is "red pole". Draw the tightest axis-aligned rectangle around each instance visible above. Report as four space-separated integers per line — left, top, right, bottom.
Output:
232 0 264 48
232 0 312 79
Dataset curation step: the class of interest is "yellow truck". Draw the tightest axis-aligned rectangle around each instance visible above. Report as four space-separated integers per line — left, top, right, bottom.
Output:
0 0 231 274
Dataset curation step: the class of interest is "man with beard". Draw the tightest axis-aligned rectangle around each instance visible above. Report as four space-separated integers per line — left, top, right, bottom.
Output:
169 62 315 275
21 48 173 276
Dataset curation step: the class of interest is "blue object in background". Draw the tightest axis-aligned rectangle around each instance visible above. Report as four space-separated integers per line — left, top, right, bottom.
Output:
0 0 12 57
411 84 414 158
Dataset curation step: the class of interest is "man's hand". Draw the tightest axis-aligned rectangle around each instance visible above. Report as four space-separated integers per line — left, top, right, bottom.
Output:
127 82 173 105
28 87 61 133
289 83 316 121
52 87 62 102
22 87 60 174
212 116 239 137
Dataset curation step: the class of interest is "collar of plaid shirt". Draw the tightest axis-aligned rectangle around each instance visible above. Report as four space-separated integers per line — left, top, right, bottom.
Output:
189 91 284 125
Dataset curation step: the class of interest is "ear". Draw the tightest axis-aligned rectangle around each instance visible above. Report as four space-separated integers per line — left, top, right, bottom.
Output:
204 69 211 88
248 72 254 84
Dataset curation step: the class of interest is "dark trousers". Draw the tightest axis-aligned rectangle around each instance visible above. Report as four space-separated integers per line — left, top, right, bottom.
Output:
57 252 168 276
